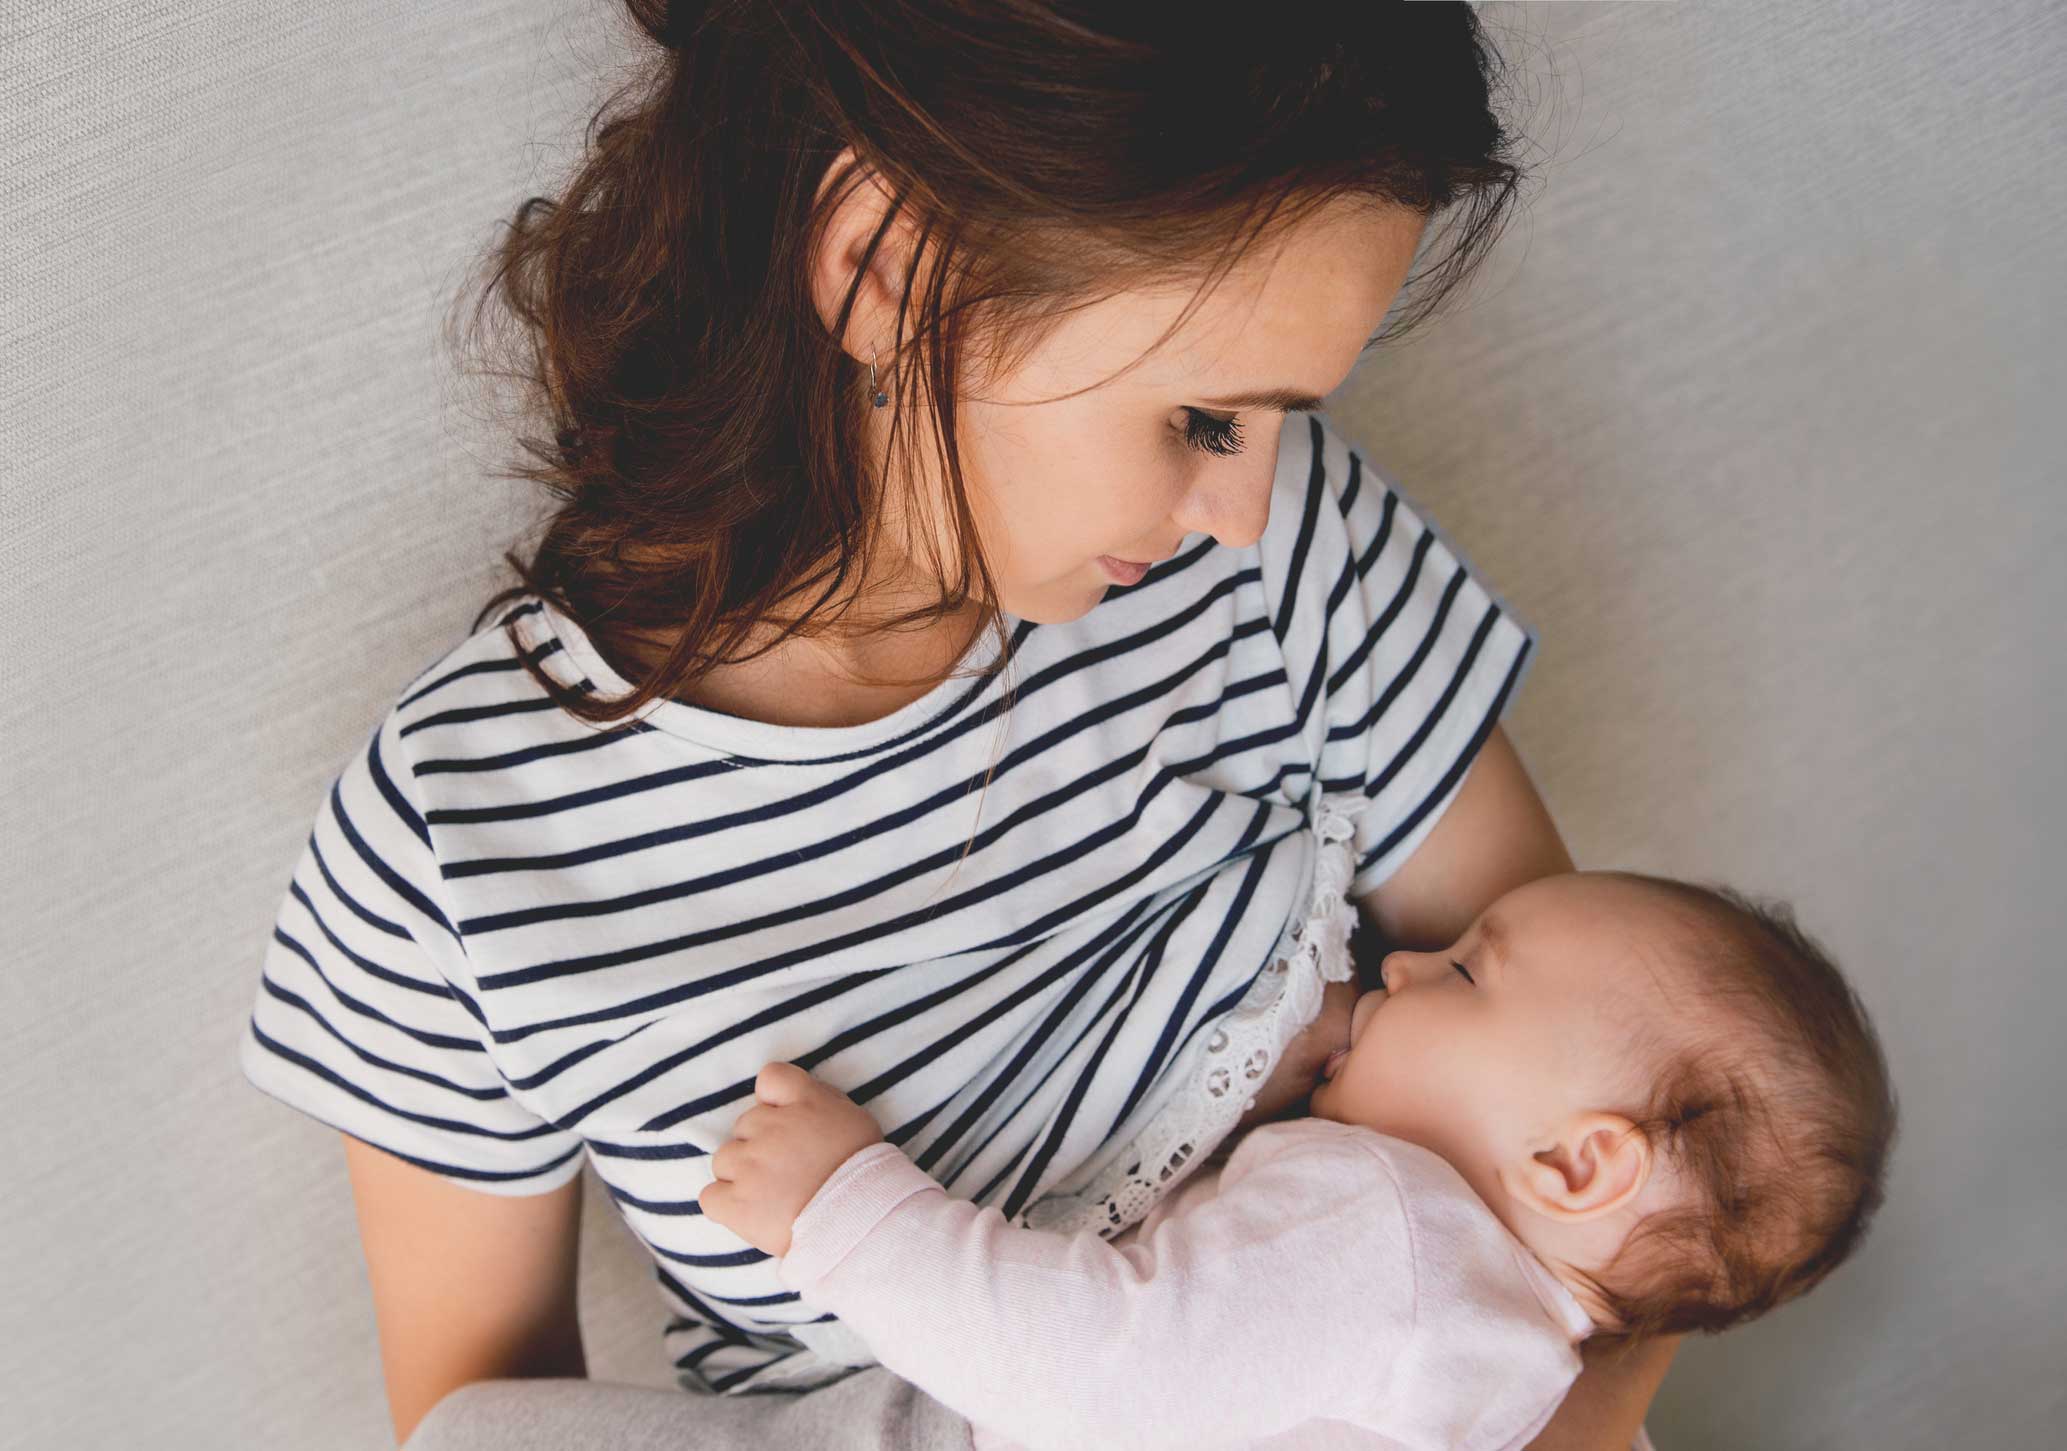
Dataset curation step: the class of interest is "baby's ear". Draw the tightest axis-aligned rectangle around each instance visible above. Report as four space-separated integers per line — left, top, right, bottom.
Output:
1499 1112 1651 1223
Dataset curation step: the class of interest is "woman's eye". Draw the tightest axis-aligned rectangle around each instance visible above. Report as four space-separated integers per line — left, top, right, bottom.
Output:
1181 408 1246 458
1450 960 1476 986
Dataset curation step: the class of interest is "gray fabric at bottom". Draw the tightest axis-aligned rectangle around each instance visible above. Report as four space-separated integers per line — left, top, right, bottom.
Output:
400 1369 975 1451
397 1374 1658 1451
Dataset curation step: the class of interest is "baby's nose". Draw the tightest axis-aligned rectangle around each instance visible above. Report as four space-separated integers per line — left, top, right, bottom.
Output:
1380 949 1453 995
1378 951 1411 994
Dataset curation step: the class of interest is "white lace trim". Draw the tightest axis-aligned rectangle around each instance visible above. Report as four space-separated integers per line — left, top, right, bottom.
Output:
1021 791 1370 1238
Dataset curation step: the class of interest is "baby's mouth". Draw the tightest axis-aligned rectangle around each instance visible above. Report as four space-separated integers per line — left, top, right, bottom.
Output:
1320 1047 1349 1082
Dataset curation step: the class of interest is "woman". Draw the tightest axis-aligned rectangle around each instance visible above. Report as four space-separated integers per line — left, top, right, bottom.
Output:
238 3 1676 1446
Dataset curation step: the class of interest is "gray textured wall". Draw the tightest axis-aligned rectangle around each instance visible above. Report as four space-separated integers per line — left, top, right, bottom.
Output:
4 3 2061 1448
1350 6 2067 1446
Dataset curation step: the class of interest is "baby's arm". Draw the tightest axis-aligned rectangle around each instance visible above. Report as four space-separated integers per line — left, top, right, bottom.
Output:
700 1065 1413 1451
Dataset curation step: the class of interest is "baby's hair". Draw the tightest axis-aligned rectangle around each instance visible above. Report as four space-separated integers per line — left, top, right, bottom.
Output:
1579 875 1898 1344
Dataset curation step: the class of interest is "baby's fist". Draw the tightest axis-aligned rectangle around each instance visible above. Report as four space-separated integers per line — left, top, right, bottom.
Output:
698 1062 886 1258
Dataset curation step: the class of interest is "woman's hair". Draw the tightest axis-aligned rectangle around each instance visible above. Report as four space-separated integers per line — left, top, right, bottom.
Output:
452 0 1535 726
1580 876 1899 1345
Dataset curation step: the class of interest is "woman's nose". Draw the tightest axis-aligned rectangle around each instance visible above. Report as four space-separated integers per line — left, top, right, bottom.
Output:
1171 458 1276 550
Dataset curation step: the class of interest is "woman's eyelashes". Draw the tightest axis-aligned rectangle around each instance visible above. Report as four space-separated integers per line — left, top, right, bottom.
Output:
1181 408 1245 457
1450 959 1476 986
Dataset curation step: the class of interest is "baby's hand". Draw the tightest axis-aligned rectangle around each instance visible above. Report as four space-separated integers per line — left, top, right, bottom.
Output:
698 1062 886 1258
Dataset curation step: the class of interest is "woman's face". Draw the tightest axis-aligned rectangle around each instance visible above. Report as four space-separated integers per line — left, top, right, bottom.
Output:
867 198 1429 625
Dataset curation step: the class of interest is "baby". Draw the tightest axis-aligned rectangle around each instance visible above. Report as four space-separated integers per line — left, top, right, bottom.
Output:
701 870 1897 1451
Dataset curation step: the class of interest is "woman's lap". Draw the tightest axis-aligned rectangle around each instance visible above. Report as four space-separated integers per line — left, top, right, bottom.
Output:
401 1367 975 1451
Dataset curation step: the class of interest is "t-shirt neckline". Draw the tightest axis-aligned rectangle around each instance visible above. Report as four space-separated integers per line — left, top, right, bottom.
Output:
535 594 1016 762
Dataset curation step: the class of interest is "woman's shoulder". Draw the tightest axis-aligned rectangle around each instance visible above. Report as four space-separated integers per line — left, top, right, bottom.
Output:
311 593 588 822
406 589 559 685
377 593 579 738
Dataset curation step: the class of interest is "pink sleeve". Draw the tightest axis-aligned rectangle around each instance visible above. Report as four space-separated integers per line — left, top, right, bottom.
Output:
1359 1139 1592 1451
777 1124 1420 1451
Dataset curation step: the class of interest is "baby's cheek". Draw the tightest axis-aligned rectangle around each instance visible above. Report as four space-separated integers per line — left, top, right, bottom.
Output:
1353 1030 1421 1125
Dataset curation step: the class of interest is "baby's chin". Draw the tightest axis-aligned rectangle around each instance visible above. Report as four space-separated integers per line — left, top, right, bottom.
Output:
1304 1070 1357 1127
1306 1088 1342 1125
1308 1061 1403 1138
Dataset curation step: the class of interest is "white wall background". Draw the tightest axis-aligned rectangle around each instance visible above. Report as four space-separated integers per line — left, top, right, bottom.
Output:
4 3 2061 1447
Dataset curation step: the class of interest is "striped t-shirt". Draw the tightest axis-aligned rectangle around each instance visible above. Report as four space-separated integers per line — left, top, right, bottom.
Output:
237 411 1534 1395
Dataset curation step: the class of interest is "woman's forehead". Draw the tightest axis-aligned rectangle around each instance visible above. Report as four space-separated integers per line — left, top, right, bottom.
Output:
1032 253 1405 406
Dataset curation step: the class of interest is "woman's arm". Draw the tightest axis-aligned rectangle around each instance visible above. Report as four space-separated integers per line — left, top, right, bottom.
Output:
1529 1335 1681 1451
342 1134 587 1446
1355 725 1679 1451
1355 726 1572 946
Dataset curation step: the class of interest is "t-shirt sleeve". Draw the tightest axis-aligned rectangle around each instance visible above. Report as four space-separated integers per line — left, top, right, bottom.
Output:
235 702 587 1196
1262 413 1537 901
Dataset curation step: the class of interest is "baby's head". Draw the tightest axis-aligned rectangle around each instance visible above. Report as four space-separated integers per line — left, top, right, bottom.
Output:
1309 871 1896 1342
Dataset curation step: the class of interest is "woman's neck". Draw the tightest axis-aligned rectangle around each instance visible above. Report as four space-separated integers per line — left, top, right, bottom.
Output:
612 598 989 730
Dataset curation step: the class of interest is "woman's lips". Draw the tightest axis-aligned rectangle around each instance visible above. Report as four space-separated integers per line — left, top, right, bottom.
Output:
1097 554 1150 585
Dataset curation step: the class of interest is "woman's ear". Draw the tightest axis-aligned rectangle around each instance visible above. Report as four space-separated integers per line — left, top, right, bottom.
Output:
808 147 915 358
1498 1112 1652 1223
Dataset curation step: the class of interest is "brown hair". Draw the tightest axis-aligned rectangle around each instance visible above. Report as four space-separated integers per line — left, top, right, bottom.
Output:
448 1 1536 726
1583 876 1898 1345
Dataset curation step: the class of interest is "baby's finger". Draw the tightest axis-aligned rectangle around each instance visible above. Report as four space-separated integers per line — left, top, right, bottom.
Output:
755 1060 813 1105
708 1138 743 1181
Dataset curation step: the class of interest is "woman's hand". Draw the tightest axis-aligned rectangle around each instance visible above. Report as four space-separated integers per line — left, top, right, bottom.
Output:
698 1062 886 1258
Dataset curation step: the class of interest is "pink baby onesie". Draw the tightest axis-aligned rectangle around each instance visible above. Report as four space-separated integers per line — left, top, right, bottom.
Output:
778 1114 1595 1451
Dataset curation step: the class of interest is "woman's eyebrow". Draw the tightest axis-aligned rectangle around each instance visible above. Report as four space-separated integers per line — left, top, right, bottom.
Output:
1193 385 1328 413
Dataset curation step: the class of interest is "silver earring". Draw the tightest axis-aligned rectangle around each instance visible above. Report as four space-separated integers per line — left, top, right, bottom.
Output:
869 345 889 409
